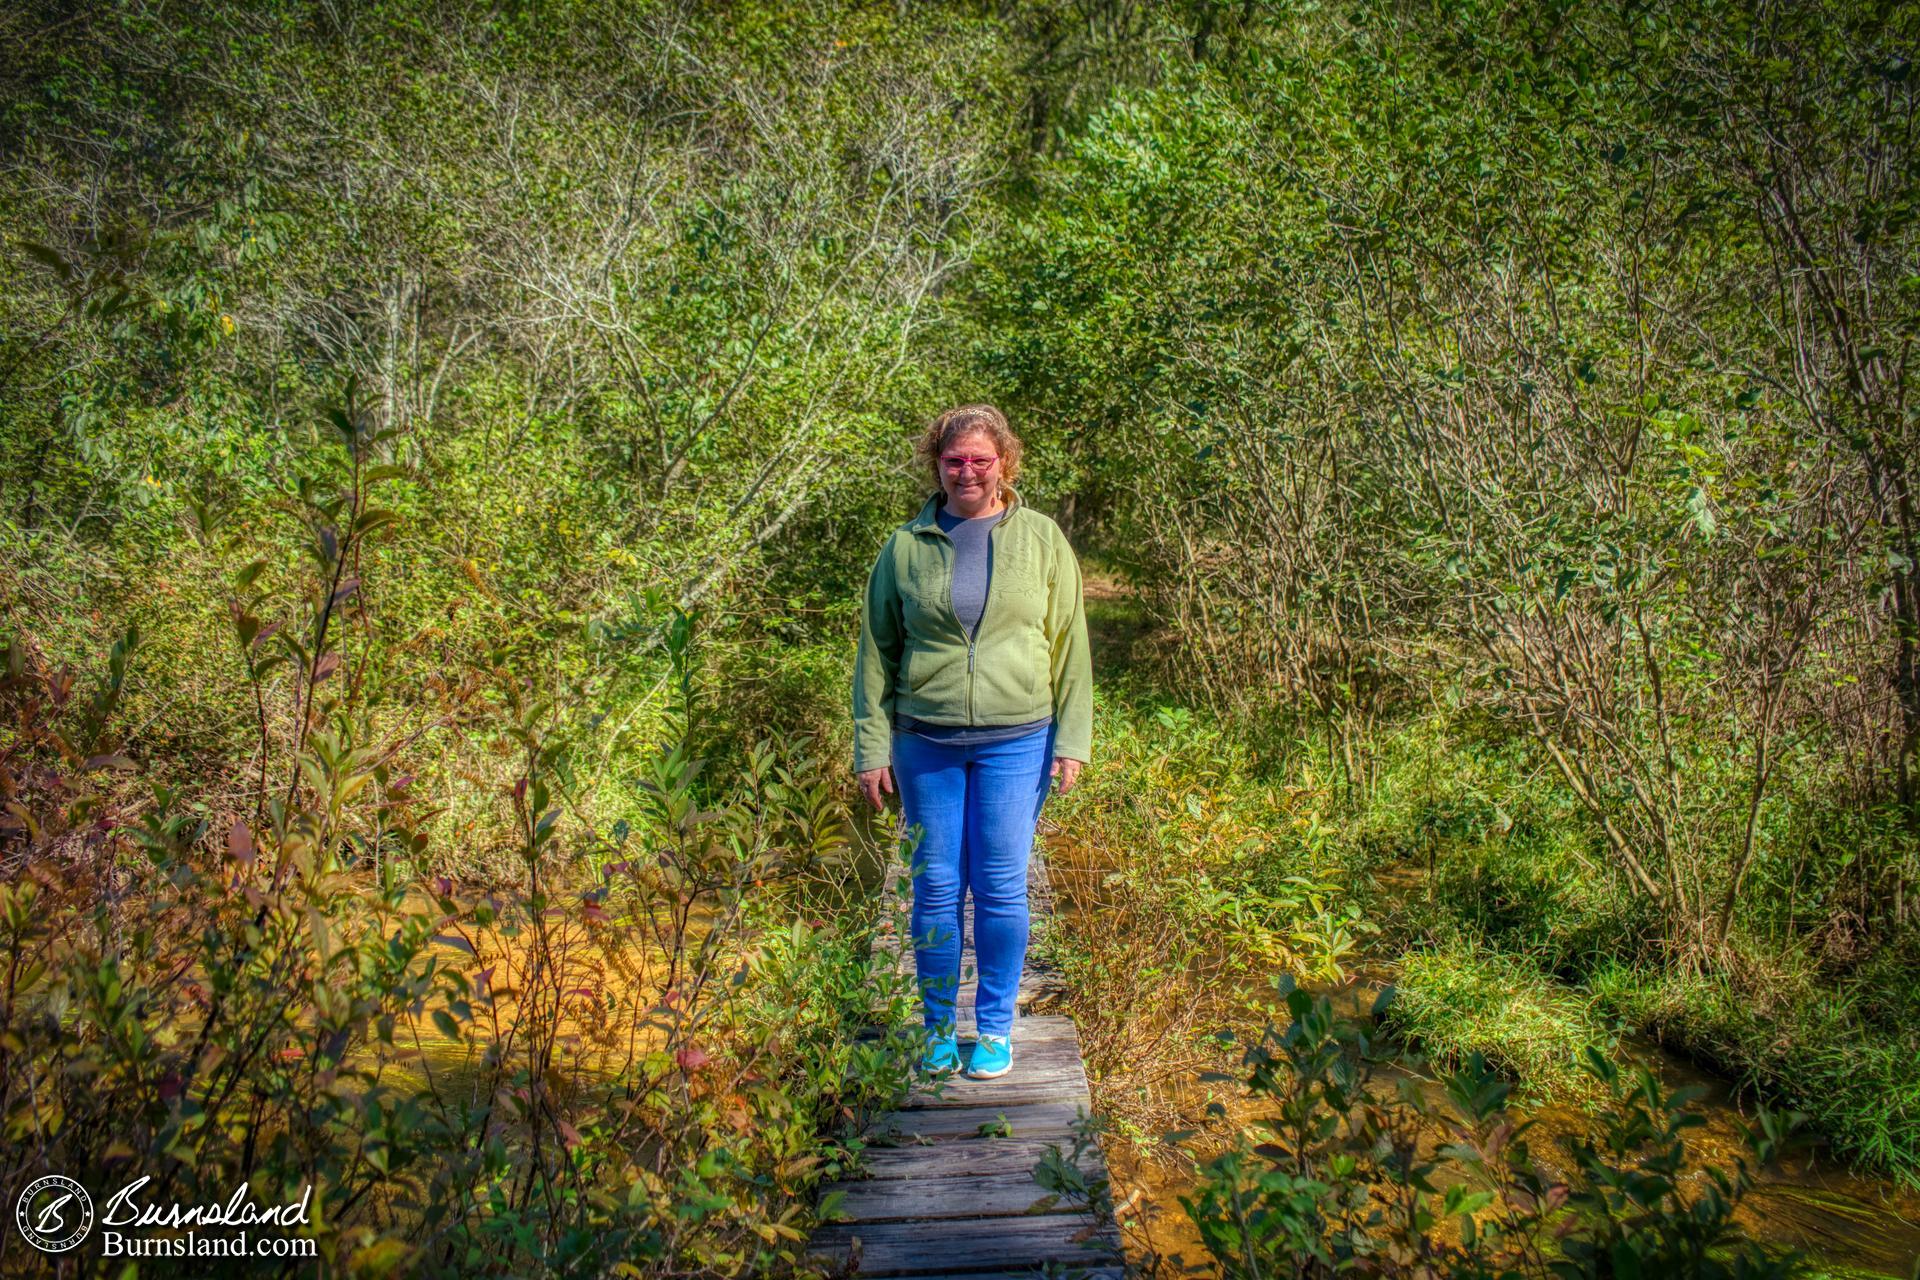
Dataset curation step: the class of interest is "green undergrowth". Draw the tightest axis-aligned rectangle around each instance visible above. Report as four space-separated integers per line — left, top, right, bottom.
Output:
1033 607 1909 1269
1587 959 1920 1185
1031 659 1374 1141
1183 984 1809 1280
1044 675 1374 979
1064 612 1920 1188
0 610 919 1277
1345 710 1920 1187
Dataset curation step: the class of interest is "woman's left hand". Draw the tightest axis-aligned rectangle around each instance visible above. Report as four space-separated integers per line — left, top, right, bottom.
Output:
1050 757 1082 794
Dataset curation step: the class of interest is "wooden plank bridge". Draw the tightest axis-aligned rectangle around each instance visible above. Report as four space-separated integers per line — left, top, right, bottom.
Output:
805 836 1123 1279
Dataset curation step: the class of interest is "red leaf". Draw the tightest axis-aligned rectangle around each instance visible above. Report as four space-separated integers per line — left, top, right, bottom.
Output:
228 818 255 865
676 1045 710 1072
312 653 341 681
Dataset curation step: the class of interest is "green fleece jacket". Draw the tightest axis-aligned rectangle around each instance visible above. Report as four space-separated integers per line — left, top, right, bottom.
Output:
852 486 1093 772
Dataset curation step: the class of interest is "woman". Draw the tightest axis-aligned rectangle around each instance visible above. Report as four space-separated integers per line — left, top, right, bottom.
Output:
851 404 1093 1081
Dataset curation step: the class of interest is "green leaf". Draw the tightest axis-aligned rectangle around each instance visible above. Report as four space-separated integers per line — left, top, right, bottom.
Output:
1686 487 1717 539
352 509 400 538
21 240 72 281
233 559 270 591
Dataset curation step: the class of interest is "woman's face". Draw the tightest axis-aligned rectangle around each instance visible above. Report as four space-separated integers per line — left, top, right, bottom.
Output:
938 429 1003 510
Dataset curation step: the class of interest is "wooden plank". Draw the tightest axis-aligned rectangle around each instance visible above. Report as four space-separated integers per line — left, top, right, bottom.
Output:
807 1214 1122 1274
890 1021 1079 1064
866 1014 1076 1047
869 1100 1092 1142
934 1038 1082 1070
963 1015 1076 1045
887 1272 1119 1280
907 1070 1088 1109
856 1138 1105 1181
908 1045 1088 1103
826 1169 1093 1221
910 1059 1085 1100
879 1272 1119 1280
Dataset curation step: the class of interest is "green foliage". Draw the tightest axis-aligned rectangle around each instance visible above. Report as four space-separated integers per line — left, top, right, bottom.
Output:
976 0 1920 962
1038 684 1372 1074
1392 943 1615 1103
1591 962 1920 1188
1180 984 1807 1279
1342 708 1920 1185
1 0 1040 879
1029 1108 1113 1219
0 525 917 1276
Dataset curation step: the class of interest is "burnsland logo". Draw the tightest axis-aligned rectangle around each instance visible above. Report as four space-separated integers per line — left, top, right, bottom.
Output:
14 1175 318 1261
14 1175 95 1253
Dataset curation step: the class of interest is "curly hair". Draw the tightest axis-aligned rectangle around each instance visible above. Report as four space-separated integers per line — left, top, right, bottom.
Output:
913 404 1025 500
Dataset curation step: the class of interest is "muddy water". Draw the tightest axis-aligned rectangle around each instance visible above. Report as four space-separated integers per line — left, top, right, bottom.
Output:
1043 847 1920 1279
359 886 729 1098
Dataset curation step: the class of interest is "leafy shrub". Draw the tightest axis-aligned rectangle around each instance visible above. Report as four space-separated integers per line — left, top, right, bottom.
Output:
0 588 916 1277
1180 984 1807 1279
1037 689 1371 1141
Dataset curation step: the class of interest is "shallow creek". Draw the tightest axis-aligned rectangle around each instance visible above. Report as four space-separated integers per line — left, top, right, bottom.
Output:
1041 842 1920 1279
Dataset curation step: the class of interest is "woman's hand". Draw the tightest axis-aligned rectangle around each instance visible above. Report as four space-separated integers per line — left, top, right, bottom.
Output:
856 766 895 811
1050 757 1082 794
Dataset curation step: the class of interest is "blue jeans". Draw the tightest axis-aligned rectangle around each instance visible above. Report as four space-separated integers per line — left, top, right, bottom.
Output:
893 723 1055 1038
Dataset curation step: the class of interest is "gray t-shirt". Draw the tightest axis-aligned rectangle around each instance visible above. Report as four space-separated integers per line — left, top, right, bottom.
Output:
936 503 1003 638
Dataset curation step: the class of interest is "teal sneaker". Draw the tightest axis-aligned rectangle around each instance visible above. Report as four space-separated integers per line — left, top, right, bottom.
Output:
919 1031 961 1075
965 1033 1012 1079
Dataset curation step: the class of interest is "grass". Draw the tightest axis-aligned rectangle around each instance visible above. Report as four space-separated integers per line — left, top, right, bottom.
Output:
1031 658 1367 1142
1390 939 1613 1102
1588 959 1920 1181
